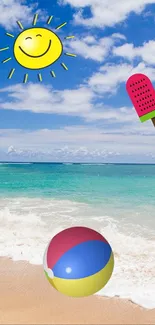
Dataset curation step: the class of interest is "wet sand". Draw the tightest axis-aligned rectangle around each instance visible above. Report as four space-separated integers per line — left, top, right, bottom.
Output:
0 258 154 324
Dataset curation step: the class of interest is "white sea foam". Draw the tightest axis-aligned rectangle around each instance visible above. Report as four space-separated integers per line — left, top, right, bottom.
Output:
80 163 106 166
0 163 32 165
0 197 154 309
63 163 73 165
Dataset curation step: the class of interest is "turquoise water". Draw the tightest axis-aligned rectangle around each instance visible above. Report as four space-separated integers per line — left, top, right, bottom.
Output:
0 162 155 227
0 163 155 308
0 162 155 203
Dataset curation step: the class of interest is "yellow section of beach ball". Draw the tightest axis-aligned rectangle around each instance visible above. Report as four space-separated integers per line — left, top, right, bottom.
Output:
45 252 114 297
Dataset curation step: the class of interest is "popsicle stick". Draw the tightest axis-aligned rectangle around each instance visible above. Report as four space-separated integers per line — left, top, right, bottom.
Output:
152 117 155 126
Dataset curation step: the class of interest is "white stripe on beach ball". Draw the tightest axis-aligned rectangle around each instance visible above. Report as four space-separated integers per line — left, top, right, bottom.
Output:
43 243 50 272
47 268 54 279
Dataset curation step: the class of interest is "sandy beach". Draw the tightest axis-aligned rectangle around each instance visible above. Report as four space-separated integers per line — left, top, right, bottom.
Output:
0 258 154 325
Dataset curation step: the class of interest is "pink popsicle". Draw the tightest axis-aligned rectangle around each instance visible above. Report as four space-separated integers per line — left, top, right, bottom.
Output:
126 73 155 126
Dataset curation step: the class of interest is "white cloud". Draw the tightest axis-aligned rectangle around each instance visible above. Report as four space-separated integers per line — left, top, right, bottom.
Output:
0 81 143 123
0 62 155 122
0 83 94 115
0 61 155 123
0 123 155 162
84 106 136 122
111 33 126 40
113 43 136 60
113 40 155 65
88 62 155 94
88 62 133 94
6 144 118 161
0 82 131 123
61 0 155 28
0 0 41 30
65 33 126 62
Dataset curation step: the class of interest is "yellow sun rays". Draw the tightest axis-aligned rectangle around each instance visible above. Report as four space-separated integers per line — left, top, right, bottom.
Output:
0 47 9 52
65 53 77 57
61 63 68 70
55 22 67 30
47 16 53 25
2 57 12 63
6 33 14 38
8 68 15 79
1 14 76 83
50 71 56 78
17 21 24 30
23 73 28 84
38 73 43 82
65 36 75 39
33 13 38 26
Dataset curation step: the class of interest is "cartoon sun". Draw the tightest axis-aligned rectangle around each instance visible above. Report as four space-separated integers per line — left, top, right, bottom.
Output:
0 14 76 83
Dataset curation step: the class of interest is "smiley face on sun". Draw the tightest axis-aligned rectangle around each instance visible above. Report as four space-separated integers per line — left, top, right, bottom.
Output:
14 27 63 70
0 14 76 83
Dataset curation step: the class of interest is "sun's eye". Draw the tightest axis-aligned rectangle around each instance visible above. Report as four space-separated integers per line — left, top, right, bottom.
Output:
36 34 42 37
25 37 32 40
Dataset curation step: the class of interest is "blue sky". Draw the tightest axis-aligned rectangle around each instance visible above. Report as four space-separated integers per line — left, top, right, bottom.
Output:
1 0 155 162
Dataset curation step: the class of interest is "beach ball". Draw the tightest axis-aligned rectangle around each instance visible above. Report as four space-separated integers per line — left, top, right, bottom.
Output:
43 226 114 297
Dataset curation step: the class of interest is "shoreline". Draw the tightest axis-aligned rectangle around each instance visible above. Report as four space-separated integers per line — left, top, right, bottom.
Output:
0 258 154 324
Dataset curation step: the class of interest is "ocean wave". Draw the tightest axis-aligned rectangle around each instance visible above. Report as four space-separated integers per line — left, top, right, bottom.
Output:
0 163 32 165
63 163 73 165
80 163 106 166
0 197 154 309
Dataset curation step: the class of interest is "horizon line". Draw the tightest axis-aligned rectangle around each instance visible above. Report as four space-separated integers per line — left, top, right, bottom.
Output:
0 161 155 165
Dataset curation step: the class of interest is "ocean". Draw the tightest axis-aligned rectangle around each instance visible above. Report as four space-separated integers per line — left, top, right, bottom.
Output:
0 162 155 309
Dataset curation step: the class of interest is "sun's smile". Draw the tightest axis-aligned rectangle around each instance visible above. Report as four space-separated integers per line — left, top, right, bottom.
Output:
0 14 77 83
19 39 52 58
